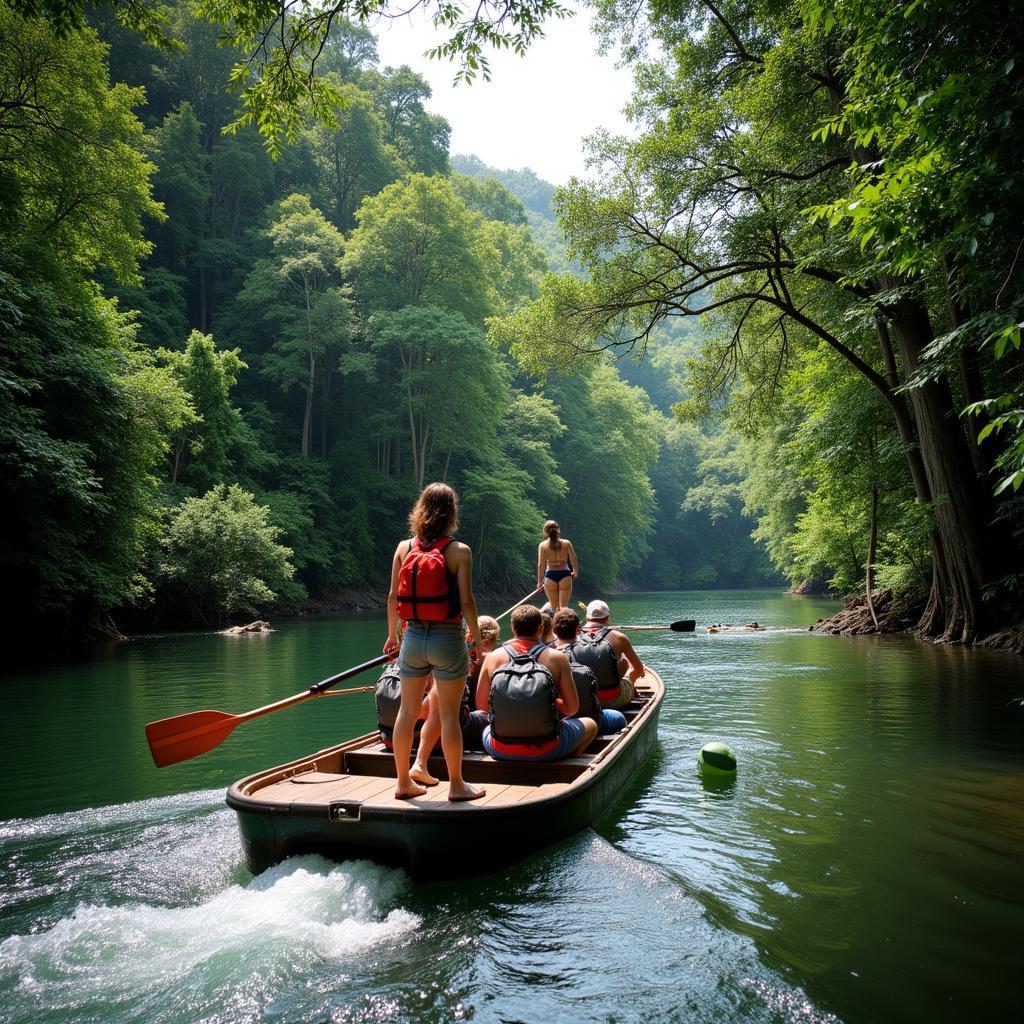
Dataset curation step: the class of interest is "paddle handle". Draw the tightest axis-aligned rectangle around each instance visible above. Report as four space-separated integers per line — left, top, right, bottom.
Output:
495 586 543 622
309 653 391 695
233 654 391 726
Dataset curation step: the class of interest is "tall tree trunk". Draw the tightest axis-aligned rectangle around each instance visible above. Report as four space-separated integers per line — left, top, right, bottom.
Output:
320 357 330 460
302 283 315 458
171 436 185 485
301 350 315 458
406 386 419 487
866 486 879 631
883 289 995 642
944 259 989 476
874 315 956 635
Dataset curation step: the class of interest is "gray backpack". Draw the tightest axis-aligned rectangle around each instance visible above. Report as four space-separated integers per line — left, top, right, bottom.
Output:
375 663 402 744
572 626 621 700
488 642 560 743
563 643 602 721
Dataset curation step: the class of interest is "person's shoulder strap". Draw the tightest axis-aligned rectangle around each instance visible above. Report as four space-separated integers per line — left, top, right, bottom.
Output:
597 626 612 641
528 642 551 659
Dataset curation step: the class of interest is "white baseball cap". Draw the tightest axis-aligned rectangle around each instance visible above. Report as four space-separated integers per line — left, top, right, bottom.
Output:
586 600 610 620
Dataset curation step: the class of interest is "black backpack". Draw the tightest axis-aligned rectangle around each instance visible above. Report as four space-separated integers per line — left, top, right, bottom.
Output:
375 663 402 743
562 643 602 721
488 642 560 743
572 626 621 699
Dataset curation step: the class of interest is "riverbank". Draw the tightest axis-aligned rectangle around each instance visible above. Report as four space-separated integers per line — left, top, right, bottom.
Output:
811 589 1024 654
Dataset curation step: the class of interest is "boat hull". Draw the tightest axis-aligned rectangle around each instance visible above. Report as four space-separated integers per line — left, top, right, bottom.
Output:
227 672 663 880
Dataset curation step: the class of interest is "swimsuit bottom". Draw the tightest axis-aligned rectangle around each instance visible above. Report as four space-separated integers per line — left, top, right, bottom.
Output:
544 566 573 582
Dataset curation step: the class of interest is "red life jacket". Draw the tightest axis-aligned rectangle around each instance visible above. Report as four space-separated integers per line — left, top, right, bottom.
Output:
396 537 461 623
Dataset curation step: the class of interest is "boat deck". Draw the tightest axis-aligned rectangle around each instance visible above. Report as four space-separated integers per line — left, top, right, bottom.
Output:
233 678 660 815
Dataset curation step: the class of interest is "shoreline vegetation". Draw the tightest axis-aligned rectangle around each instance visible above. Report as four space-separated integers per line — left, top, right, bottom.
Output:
2 2 1022 656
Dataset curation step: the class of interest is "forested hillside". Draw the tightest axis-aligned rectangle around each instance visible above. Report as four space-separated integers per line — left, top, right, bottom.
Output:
498 0 1024 646
0 3 775 639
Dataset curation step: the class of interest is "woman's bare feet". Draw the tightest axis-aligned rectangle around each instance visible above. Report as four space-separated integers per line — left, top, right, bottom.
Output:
409 763 439 786
447 782 486 802
394 781 427 799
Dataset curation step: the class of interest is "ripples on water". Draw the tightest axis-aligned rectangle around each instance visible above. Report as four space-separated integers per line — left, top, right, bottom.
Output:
0 790 836 1024
2 591 1022 1023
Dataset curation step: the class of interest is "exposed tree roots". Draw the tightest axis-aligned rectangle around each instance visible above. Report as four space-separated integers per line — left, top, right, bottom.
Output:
811 590 1022 653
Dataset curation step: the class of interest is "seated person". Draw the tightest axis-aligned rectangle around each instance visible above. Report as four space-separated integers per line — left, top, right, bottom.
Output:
376 661 430 751
550 609 627 735
409 616 500 783
540 610 555 646
476 604 598 762
575 600 647 710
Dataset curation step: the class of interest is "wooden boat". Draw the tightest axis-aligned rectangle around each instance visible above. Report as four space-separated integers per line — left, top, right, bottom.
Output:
226 668 664 880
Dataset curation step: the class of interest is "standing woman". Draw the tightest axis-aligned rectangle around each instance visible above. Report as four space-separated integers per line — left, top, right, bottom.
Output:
537 519 579 612
384 483 485 801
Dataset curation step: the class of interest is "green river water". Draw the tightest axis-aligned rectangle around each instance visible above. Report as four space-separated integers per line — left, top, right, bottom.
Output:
1 590 1022 1023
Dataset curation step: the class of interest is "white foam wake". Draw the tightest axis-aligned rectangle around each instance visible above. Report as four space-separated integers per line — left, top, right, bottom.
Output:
0 856 419 1023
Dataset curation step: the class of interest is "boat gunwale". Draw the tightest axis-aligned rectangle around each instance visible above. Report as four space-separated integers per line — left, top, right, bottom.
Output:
226 669 664 820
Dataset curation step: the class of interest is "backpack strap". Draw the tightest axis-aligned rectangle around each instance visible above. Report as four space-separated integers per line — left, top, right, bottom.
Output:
500 642 524 661
418 535 453 552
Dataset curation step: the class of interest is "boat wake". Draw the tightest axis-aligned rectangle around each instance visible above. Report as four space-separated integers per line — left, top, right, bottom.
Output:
0 792 419 1024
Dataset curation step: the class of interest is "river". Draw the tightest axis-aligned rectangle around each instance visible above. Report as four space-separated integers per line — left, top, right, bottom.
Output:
1 590 1022 1023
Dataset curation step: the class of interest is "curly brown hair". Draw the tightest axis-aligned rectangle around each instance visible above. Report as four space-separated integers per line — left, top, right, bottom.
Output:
409 482 458 540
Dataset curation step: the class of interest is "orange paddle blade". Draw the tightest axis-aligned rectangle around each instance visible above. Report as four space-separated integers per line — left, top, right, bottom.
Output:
145 709 240 768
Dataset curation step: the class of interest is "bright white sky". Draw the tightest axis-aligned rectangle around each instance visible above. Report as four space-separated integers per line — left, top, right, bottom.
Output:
371 4 636 185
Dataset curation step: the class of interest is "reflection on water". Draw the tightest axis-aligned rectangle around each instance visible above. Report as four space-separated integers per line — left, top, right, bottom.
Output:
2 590 1023 1024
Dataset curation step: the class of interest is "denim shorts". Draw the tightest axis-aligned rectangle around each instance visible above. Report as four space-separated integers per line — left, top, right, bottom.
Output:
398 622 469 681
598 708 627 735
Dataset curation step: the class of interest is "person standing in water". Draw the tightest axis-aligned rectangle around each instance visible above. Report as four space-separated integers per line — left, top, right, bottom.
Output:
384 483 485 802
537 520 579 612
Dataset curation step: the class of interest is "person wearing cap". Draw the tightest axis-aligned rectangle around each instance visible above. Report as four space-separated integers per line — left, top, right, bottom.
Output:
578 599 646 710
550 609 628 735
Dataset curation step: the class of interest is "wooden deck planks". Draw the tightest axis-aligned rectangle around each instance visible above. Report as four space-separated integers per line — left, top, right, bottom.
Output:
360 781 561 812
243 674 659 811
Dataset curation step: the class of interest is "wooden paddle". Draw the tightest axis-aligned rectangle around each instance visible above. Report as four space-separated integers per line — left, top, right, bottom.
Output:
146 587 543 768
576 600 695 633
617 621 696 632
145 654 390 768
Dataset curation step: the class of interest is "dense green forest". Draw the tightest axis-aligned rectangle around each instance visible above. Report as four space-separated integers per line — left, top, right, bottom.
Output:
3 0 1021 647
495 0 1024 646
0 0 782 639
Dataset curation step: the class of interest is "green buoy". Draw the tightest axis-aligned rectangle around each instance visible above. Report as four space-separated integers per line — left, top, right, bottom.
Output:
698 741 737 775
